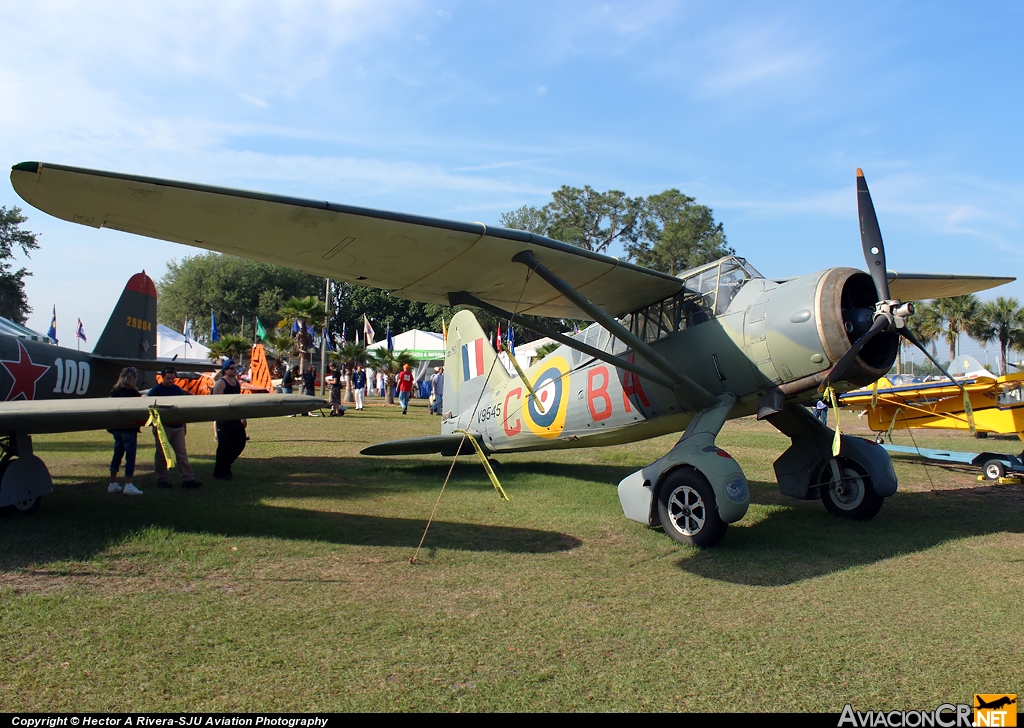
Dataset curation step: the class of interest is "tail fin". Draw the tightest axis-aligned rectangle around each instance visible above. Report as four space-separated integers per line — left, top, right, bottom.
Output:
444 309 509 417
93 272 158 361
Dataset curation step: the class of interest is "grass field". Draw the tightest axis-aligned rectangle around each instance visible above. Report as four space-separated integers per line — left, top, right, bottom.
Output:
1 398 1021 712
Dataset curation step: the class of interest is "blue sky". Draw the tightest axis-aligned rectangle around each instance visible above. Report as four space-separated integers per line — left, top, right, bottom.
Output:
2 1 1022 364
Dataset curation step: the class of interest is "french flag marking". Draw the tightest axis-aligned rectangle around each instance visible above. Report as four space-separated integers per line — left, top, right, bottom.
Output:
462 338 485 381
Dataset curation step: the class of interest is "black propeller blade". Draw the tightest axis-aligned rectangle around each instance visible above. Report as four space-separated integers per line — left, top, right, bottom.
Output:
901 326 960 387
827 315 890 385
857 168 891 302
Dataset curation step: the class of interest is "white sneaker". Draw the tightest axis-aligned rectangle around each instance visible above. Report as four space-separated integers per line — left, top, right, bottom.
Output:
108 482 122 493
123 483 143 496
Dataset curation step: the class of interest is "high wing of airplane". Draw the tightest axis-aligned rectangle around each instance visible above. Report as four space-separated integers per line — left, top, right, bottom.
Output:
0 269 325 515
839 355 1024 445
10 162 1015 546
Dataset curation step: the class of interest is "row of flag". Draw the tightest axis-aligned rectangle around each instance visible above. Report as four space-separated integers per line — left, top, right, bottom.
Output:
51 306 527 356
46 306 87 345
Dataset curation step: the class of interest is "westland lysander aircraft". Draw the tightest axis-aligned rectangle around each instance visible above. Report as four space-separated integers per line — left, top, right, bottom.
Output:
840 355 1024 445
0 271 324 515
10 162 1013 545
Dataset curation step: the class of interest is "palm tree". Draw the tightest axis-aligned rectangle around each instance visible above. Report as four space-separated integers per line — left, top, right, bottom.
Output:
914 295 981 365
332 342 368 403
277 296 326 372
266 329 298 366
973 297 1024 375
208 334 250 364
370 348 415 405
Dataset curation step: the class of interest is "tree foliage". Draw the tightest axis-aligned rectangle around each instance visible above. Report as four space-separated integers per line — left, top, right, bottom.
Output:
329 283 453 341
914 295 983 364
277 296 326 372
208 334 251 363
158 253 323 339
629 190 732 275
973 297 1024 375
0 206 40 324
499 186 731 275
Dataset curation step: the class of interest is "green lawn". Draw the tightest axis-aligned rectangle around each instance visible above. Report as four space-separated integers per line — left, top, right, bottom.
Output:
1 398 1021 711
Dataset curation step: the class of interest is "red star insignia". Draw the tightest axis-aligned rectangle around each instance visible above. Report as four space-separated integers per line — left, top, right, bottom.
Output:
1 341 51 401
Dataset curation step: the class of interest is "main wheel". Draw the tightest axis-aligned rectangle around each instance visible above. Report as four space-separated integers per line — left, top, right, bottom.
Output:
820 459 883 521
0 456 39 516
657 469 727 547
0 495 41 516
982 459 1006 481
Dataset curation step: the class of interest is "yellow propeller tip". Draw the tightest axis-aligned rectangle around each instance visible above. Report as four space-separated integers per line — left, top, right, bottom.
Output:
856 168 864 177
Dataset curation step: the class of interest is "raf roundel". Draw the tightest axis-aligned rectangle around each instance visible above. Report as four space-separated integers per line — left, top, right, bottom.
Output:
524 355 569 439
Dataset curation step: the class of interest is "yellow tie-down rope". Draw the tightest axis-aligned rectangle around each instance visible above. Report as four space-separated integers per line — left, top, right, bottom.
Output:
823 385 842 457
455 429 509 501
144 406 176 471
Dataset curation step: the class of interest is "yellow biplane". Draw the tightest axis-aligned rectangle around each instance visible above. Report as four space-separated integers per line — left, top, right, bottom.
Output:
840 355 1024 445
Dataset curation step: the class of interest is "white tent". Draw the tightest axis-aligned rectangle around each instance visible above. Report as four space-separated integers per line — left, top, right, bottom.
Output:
157 323 211 360
366 329 445 388
366 329 445 360
0 315 56 344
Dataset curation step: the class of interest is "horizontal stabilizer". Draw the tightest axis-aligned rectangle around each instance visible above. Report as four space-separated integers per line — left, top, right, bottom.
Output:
0 394 326 436
361 434 482 457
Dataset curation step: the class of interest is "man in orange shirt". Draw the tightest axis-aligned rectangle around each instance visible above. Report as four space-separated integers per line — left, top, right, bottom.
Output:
396 363 415 415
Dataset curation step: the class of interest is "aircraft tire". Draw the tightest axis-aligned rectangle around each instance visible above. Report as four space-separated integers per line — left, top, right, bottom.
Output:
982 459 1006 481
0 496 42 517
657 469 727 548
820 459 883 521
0 457 43 517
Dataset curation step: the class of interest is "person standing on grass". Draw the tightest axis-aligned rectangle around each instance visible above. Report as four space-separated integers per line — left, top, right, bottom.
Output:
396 363 414 415
108 367 143 496
300 365 316 416
148 366 202 489
212 359 246 480
429 366 444 416
328 363 344 416
281 365 297 394
352 365 366 411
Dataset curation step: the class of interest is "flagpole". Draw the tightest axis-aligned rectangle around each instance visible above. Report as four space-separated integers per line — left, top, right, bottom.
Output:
320 278 330 397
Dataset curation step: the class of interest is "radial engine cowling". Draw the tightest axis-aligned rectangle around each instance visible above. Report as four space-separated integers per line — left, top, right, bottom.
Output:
747 267 899 408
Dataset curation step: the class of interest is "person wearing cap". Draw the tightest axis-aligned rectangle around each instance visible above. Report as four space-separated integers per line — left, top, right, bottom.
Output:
212 358 247 480
396 363 415 415
147 366 202 489
429 365 444 416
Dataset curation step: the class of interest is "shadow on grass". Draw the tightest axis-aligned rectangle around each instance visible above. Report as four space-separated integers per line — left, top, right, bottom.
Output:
678 481 1024 586
0 455 583 570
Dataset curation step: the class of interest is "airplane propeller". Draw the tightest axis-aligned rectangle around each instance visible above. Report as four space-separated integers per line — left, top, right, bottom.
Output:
826 170 976 432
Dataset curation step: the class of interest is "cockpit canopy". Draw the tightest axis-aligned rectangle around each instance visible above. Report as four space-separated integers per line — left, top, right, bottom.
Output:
618 256 763 345
679 256 763 316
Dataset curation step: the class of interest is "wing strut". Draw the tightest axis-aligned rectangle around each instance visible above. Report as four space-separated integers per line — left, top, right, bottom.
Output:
510 250 718 410
448 291 677 391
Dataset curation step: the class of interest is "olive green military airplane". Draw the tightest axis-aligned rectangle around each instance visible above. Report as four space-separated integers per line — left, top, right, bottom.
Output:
10 162 1013 545
0 269 325 515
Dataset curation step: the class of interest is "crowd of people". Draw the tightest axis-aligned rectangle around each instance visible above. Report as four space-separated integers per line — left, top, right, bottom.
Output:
106 358 445 496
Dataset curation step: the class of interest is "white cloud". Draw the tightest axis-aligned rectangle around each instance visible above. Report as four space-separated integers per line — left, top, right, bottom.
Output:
237 94 270 109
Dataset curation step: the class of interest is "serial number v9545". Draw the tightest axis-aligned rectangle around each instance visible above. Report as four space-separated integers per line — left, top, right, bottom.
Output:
478 403 502 422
